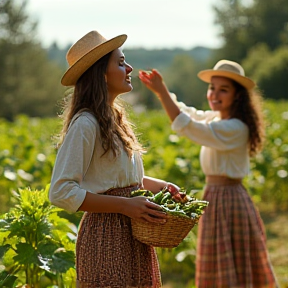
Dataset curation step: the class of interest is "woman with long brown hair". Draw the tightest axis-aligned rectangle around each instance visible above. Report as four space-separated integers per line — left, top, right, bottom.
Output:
139 60 278 288
49 30 179 288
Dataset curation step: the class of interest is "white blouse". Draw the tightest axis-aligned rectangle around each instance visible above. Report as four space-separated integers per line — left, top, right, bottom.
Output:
171 97 250 179
49 112 144 213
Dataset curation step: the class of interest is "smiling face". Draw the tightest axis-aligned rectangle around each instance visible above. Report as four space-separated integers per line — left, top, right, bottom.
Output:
207 76 237 119
105 48 133 103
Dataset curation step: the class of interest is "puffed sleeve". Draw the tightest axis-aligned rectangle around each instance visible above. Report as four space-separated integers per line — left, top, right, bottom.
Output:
171 111 248 151
170 92 219 121
49 114 97 212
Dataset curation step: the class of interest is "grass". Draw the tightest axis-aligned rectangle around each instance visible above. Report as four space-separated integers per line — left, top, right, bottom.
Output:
262 211 288 288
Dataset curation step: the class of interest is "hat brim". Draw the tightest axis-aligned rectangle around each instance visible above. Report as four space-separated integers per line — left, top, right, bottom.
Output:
61 34 127 86
197 69 255 90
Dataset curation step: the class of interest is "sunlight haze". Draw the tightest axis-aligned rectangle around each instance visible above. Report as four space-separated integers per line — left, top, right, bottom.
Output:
26 0 222 50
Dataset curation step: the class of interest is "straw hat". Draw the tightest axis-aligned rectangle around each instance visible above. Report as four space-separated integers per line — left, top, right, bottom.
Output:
197 59 255 90
61 31 127 86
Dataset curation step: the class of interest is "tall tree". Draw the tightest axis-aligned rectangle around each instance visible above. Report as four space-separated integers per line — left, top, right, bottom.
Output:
0 0 64 120
213 0 288 62
243 44 288 100
0 0 37 43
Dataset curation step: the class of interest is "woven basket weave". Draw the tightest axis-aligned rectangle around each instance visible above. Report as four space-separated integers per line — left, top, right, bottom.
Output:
131 214 196 248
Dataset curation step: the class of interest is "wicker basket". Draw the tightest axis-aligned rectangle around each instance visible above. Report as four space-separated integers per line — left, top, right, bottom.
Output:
131 214 197 248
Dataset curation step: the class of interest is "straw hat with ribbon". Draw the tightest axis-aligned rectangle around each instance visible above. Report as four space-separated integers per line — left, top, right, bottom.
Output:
197 59 255 90
61 31 127 86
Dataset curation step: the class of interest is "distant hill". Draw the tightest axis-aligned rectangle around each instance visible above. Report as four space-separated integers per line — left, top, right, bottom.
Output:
46 43 214 70
124 46 213 70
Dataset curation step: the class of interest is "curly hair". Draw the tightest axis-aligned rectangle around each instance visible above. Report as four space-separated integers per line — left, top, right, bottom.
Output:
58 51 143 158
229 80 265 156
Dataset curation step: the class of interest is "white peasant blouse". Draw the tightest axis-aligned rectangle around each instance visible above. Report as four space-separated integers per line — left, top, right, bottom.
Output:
49 112 144 213
171 96 250 179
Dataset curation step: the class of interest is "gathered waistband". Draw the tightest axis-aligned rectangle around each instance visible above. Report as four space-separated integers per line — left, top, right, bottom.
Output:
205 175 242 186
103 184 140 197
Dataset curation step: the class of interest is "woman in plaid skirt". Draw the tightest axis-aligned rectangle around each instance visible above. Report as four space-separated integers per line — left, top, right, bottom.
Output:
49 30 180 288
139 60 278 288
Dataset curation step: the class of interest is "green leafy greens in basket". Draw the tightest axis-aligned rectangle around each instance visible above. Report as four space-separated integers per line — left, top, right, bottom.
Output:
131 187 209 223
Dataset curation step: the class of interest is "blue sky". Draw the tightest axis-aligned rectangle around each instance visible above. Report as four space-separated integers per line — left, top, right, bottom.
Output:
26 0 223 50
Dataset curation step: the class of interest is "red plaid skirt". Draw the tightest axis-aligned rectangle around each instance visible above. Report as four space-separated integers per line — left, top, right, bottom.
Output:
196 176 278 288
76 185 162 288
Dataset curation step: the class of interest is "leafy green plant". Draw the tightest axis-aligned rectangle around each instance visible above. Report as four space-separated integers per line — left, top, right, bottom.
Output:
248 100 288 210
0 100 287 287
0 115 59 214
0 185 76 288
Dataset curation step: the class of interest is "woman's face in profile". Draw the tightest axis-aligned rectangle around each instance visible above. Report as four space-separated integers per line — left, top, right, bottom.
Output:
105 48 133 103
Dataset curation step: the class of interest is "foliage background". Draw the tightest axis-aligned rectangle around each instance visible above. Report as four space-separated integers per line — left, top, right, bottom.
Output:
1 0 288 120
0 0 288 287
0 102 287 287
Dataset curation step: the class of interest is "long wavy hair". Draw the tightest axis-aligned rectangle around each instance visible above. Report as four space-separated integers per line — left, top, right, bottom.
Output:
58 51 143 158
229 80 265 156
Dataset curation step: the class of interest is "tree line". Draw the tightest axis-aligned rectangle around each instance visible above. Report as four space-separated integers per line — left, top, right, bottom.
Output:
0 0 287 120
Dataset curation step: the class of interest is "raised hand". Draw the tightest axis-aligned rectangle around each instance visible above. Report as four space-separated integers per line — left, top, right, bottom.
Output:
138 69 168 97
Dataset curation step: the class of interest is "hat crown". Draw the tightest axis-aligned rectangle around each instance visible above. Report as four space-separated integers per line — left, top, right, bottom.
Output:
66 31 107 67
61 30 127 86
197 59 255 90
214 60 245 76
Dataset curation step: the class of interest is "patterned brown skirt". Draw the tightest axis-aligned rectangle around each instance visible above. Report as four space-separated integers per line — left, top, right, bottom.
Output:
76 185 162 288
196 176 278 288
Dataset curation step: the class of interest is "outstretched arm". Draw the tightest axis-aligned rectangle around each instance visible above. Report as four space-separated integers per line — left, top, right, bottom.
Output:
78 191 167 223
139 69 181 122
143 175 179 194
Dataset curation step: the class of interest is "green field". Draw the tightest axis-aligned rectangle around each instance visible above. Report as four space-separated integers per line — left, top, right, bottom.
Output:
0 100 287 287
